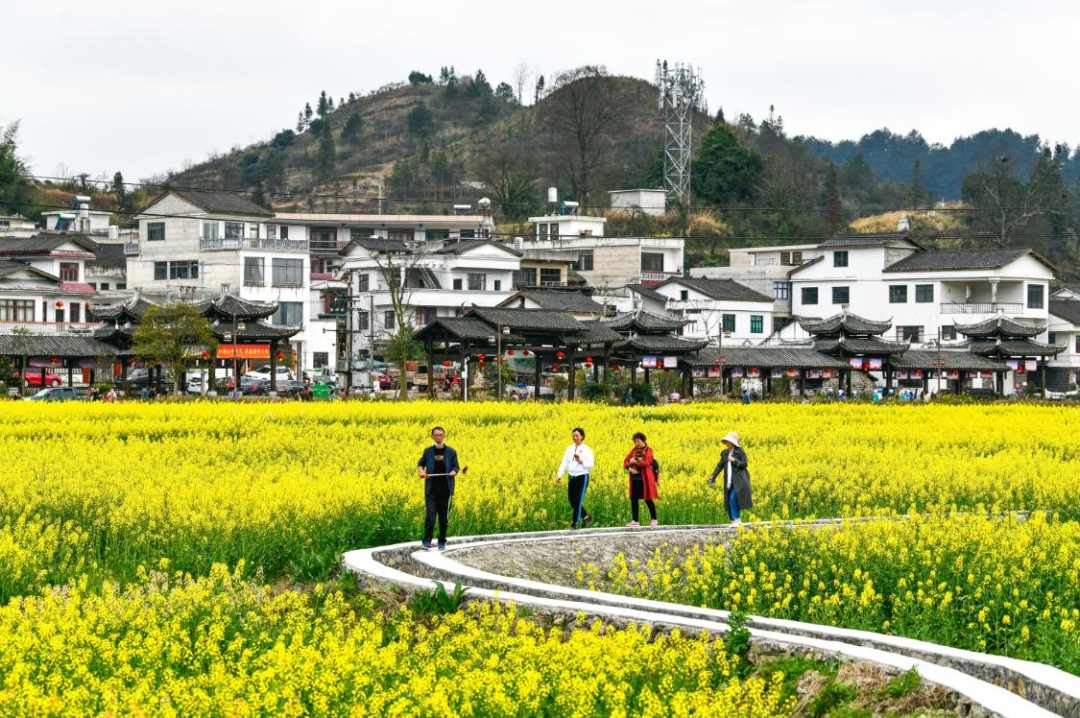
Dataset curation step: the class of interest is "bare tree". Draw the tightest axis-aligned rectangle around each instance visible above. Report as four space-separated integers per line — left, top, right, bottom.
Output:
473 126 541 221
962 153 1063 247
540 66 625 208
511 62 533 105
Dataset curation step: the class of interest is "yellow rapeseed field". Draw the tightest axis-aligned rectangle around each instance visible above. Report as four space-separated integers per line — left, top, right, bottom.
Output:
0 400 1077 712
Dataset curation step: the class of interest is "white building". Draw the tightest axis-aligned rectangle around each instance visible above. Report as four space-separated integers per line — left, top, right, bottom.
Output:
690 244 821 318
125 188 314 370
1048 295 1080 392
0 215 38 236
649 276 775 341
337 238 523 375
608 189 667 217
0 233 100 329
526 214 684 289
787 234 1054 346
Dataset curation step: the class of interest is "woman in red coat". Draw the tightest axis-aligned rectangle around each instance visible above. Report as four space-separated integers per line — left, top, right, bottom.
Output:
624 432 659 526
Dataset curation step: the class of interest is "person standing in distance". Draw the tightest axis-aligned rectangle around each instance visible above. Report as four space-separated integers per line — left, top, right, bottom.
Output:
417 426 459 550
707 431 752 527
556 427 595 530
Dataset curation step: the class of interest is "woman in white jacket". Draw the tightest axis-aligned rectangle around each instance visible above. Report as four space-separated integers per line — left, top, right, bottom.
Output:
555 427 595 529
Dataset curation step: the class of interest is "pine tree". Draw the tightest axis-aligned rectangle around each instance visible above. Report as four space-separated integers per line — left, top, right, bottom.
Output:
342 113 363 145
111 171 129 213
317 91 329 118
825 164 845 234
315 126 336 180
715 107 725 124
296 112 304 133
908 160 926 209
303 103 313 126
534 75 545 104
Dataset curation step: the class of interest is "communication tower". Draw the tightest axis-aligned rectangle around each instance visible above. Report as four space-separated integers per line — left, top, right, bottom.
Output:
655 60 706 206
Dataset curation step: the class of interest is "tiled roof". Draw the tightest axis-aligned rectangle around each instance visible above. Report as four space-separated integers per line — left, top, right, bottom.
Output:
965 338 1063 358
1049 300 1080 326
469 307 585 332
89 295 159 321
216 321 301 340
799 312 893 336
0 335 117 358
197 294 278 320
0 233 98 256
603 310 687 333
341 238 411 255
432 239 522 257
819 233 924 248
516 290 604 314
689 346 849 369
414 317 509 342
86 242 127 269
0 259 60 282
564 322 625 346
617 335 709 353
659 277 773 303
953 315 1045 338
626 283 667 302
161 188 273 217
883 248 1054 273
814 337 908 355
889 351 1008 371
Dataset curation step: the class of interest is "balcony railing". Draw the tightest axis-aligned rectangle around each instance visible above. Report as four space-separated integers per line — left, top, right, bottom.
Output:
310 240 351 251
123 242 140 255
640 270 683 285
940 302 1025 315
0 320 100 335
199 237 308 253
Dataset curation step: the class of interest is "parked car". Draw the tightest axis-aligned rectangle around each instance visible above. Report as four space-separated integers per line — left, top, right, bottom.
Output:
240 378 271 396
243 365 295 382
280 380 313 400
24 387 80 402
17 371 63 388
372 373 392 390
126 367 174 391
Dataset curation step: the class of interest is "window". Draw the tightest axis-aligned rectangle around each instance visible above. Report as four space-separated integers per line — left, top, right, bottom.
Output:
832 286 850 304
70 303 81 323
1076 335 1080 354
169 261 199 279
88 282 96 289
513 268 537 288
154 262 168 280
1028 284 1045 309
889 285 908 303
384 311 396 330
460 229 476 239
100 282 109 291
311 259 328 274
357 273 370 292
833 250 849 267
750 315 764 334
572 250 594 271
59 262 79 281
224 222 244 239
915 284 934 303
467 273 487 291
538 223 548 237
387 228 415 242
780 251 791 266
773 281 790 300
244 257 265 286
272 258 303 287
425 229 450 242
493 279 502 291
147 222 165 241
540 268 561 285
357 310 370 331
780 251 804 266
0 299 34 321
313 352 329 368
116 283 126 290
453 278 463 290
202 222 219 240
249 223 259 239
941 325 957 341
271 302 303 326
350 228 375 240
641 253 664 271
1048 332 1057 345
898 326 922 342
267 225 276 240
801 287 818 305
680 290 689 301
722 314 736 333
280 225 289 240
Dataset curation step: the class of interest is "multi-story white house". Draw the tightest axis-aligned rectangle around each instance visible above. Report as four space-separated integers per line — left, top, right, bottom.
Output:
526 213 684 288
0 233 100 330
787 234 1054 346
125 188 314 369
337 237 523 370
1048 293 1080 392
690 244 821 319
648 277 775 342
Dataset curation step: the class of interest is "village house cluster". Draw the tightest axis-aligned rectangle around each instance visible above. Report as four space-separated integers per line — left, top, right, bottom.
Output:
0 186 1078 399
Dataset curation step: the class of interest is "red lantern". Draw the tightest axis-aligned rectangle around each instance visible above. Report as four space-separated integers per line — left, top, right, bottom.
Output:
55 301 64 309
50 357 57 367
585 362 593 369
713 358 720 365
477 354 486 361
612 364 621 372
479 362 486 369
201 351 209 360
556 351 565 360
585 356 593 362
508 349 515 356
443 360 452 368
552 363 560 371
523 350 530 357
277 352 284 361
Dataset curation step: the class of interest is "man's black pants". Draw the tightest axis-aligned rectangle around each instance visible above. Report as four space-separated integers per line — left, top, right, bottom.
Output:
423 481 452 544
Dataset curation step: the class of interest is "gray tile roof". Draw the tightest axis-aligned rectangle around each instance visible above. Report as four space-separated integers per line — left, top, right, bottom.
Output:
469 307 585 332
799 312 893 336
218 321 301 340
965 338 1063 358
617 335 709 353
196 294 278 321
604 310 687 333
820 233 923 248
432 239 522 256
341 238 412 255
87 242 127 269
883 248 1053 273
164 188 274 217
889 351 1009 371
1049 299 1080 326
814 337 908 355
0 335 118 358
89 295 159 321
516 290 604 314
953 315 1045 338
689 346 849 369
626 283 667 302
0 233 98 256
564 322 625 346
414 317 519 342
659 277 773 303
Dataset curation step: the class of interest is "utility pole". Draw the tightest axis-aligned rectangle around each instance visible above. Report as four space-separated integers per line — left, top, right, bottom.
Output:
345 270 354 393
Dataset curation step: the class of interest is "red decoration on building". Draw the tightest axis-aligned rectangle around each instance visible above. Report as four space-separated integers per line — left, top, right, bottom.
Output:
443 360 452 367
55 301 64 309
201 351 209 359
477 354 486 361
522 350 530 356
277 352 284 361
612 365 621 372
556 351 565 360
50 357 57 366
552 363 559 371
585 362 593 369
507 349 515 356
585 356 593 362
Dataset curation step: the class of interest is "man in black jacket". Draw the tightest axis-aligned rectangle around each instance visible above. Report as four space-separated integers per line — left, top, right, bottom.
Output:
417 427 459 550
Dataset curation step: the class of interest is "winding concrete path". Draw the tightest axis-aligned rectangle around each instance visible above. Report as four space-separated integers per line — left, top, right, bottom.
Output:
344 520 1080 718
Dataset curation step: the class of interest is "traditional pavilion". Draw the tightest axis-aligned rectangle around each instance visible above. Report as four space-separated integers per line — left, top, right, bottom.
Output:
955 315 1064 397
90 294 159 391
600 310 708 394
686 345 849 398
196 294 301 391
798 311 908 393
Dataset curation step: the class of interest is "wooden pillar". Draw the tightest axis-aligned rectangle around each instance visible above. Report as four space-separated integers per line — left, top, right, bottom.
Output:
631 363 638 386
207 349 217 395
120 356 131 396
922 373 929 396
798 369 806 398
681 367 690 398
845 367 852 396
567 347 577 402
269 339 279 398
766 372 772 398
426 339 435 399
1040 358 1046 398
67 362 74 389
688 368 695 399
885 365 893 394
592 360 599 383
534 352 542 402
460 342 468 402
956 370 964 395
643 367 650 385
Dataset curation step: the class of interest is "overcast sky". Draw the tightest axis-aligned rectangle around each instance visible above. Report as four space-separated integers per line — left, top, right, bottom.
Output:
4 0 1077 182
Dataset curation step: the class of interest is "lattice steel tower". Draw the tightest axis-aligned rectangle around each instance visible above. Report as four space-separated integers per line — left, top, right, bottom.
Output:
656 60 706 206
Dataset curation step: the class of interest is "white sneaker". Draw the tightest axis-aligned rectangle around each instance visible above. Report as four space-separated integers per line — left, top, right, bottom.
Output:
731 518 742 527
